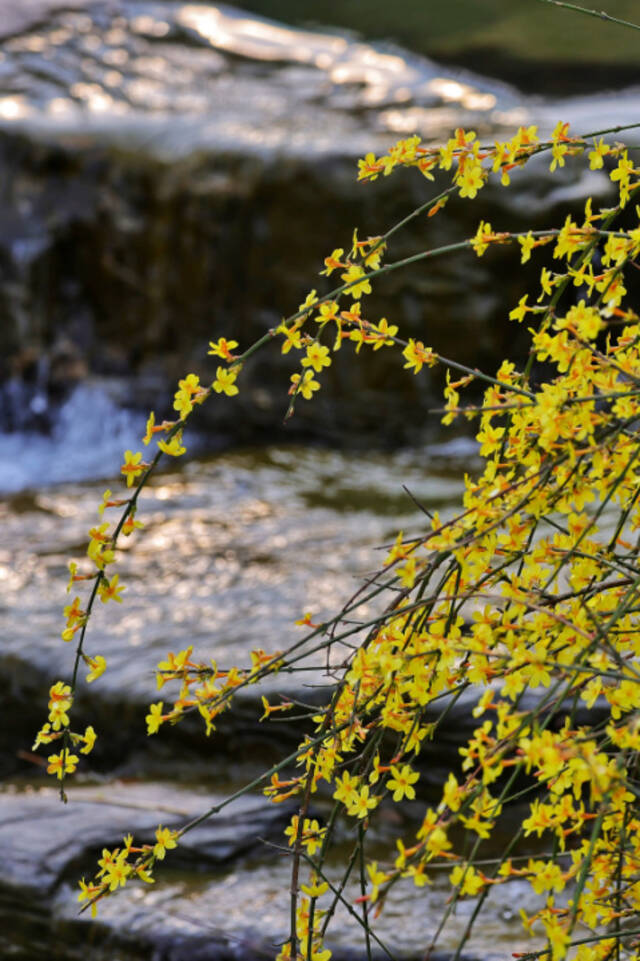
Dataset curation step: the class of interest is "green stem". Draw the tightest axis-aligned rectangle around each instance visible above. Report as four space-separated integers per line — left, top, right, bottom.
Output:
536 0 640 32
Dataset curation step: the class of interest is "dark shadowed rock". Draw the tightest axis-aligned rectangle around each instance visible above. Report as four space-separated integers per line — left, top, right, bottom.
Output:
0 0 92 40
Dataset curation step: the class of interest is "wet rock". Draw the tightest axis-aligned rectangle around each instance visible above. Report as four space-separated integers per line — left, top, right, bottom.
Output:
0 1 632 445
0 0 91 42
0 454 586 960
0 450 468 778
0 451 609 786
0 781 293 895
0 781 534 961
0 780 288 960
218 0 640 97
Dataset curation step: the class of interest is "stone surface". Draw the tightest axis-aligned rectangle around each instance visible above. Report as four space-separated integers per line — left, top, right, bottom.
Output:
1 448 469 778
0 781 293 894
0 1 634 444
0 0 93 41
218 0 640 95
1 448 609 782
0 780 539 961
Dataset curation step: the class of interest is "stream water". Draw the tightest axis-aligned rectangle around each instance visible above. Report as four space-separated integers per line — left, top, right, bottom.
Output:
3 430 542 961
1 428 560 961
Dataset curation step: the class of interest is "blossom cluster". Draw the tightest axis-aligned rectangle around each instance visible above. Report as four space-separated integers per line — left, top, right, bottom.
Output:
29 116 640 961
77 825 178 917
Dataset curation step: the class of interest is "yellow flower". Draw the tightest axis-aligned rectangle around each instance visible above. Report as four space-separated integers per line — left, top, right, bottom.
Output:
402 339 437 374
555 300 603 340
320 249 345 276
63 595 84 628
364 240 385 269
121 510 142 537
290 370 320 400
442 772 463 812
146 702 165 735
610 150 634 188
49 681 72 706
80 725 97 754
386 763 419 801
48 682 73 730
456 154 485 199
315 301 339 325
542 918 571 961
207 337 239 361
340 265 372 300
213 366 239 396
333 770 360 808
527 859 566 895
549 120 571 172
277 322 303 354
299 289 318 314
78 878 103 917
366 861 388 903
550 141 568 171
153 825 178 859
47 751 79 779
103 852 131 891
85 655 107 684
371 317 398 349
32 723 59 751
98 489 112 517
172 387 193 418
470 220 493 257
347 785 379 819
66 561 78 592
397 556 416 588
158 432 187 456
476 423 505 457
357 151 383 181
538 267 554 300
87 522 116 569
284 817 326 855
157 647 193 681
553 214 588 261
588 137 609 170
508 294 530 323
301 875 329 898
98 574 125 604
518 231 536 264
302 344 331 373
120 450 147 488
449 864 485 896
142 412 155 445
135 863 156 883
174 374 206 408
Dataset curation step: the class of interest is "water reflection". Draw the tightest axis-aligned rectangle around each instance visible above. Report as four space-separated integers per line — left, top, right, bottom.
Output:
178 4 349 62
2 0 636 166
0 441 469 701
0 96 29 119
0 0 531 157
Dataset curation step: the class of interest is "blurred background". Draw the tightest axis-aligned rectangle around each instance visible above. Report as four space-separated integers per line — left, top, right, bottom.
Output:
1 0 639 480
0 3 638 959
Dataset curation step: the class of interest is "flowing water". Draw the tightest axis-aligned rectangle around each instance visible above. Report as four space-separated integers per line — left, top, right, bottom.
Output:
1 399 497 961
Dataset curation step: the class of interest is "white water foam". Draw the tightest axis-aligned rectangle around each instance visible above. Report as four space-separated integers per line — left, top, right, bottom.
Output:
0 384 147 494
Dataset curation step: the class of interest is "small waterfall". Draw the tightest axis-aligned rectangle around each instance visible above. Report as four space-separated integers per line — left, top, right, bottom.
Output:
0 382 147 493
